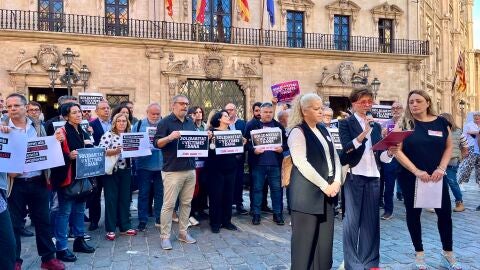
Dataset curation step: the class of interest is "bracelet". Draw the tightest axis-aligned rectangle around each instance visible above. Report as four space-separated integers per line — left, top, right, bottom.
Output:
436 166 446 175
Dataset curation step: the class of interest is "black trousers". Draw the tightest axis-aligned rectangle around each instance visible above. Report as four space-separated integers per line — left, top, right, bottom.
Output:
0 191 16 270
291 198 334 270
400 176 453 252
104 168 132 232
233 156 245 207
87 175 104 225
8 177 56 263
208 168 235 228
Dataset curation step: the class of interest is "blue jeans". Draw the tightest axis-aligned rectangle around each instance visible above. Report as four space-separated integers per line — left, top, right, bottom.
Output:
55 192 86 251
252 165 282 215
137 169 163 223
446 165 462 202
382 159 399 214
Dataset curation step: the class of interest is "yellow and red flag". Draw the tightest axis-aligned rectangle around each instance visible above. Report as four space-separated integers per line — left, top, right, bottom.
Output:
166 0 173 17
452 52 466 93
237 0 250 22
195 0 207 24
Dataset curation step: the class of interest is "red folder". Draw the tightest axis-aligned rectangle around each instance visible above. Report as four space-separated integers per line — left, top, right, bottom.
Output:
371 130 414 151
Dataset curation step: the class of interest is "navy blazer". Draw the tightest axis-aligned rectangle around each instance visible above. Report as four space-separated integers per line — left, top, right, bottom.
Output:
234 118 246 135
89 118 107 146
339 115 382 168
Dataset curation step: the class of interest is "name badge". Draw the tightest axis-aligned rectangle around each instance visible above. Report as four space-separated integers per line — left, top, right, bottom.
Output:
326 136 332 142
427 130 443 137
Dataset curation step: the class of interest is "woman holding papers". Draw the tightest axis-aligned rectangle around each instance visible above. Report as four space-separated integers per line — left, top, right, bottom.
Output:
287 93 342 270
54 103 95 262
205 110 238 233
394 90 461 270
99 113 138 240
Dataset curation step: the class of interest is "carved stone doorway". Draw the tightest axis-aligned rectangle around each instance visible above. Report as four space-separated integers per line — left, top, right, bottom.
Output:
28 87 69 120
179 79 246 119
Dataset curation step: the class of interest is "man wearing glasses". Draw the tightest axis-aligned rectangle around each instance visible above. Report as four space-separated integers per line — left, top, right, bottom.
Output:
154 95 198 250
338 88 396 269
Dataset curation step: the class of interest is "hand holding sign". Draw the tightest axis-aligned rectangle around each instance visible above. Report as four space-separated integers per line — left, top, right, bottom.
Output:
250 127 283 151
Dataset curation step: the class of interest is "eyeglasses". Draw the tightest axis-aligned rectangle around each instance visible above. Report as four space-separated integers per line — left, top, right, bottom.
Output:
116 120 128 123
355 100 373 106
175 102 190 106
82 110 91 113
28 108 41 112
391 106 403 110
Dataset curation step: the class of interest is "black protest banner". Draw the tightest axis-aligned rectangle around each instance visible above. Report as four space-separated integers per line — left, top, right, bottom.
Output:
76 148 105 179
177 131 209 157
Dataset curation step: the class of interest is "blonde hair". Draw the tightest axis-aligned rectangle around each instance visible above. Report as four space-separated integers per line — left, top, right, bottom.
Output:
288 93 322 130
400 89 436 130
111 113 131 135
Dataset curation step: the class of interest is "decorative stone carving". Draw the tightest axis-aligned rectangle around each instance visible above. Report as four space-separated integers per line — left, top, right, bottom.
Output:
279 0 315 23
37 44 60 71
371 2 404 26
167 60 188 73
145 47 164 59
338 61 355 84
259 55 274 65
407 61 421 72
318 61 357 87
325 0 360 29
202 48 224 79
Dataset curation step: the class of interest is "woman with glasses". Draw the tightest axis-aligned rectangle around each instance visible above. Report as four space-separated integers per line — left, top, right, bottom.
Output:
99 113 138 240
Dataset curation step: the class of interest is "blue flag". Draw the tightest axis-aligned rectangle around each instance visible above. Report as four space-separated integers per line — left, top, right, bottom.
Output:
267 0 275 26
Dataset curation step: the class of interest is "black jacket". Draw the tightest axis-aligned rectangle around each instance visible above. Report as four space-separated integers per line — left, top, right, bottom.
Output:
244 118 288 167
89 118 107 146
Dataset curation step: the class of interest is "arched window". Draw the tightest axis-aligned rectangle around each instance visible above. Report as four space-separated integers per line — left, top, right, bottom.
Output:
192 0 232 42
105 0 129 36
38 0 64 32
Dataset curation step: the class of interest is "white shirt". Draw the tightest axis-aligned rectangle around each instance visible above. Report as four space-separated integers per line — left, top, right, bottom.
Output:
287 126 341 192
8 118 42 178
351 113 392 178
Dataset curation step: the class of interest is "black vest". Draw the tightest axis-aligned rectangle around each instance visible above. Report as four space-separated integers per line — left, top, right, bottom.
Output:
289 122 336 215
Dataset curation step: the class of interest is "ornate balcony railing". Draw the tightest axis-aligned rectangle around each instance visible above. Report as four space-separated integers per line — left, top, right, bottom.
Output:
0 9 430 55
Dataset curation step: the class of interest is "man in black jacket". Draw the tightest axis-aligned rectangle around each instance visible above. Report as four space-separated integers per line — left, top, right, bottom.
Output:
244 102 288 225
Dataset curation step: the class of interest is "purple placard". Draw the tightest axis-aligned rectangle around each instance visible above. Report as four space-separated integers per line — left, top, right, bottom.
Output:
271 80 300 103
386 124 395 134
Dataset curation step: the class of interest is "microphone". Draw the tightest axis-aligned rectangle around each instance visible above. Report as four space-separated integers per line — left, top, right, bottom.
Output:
366 111 375 127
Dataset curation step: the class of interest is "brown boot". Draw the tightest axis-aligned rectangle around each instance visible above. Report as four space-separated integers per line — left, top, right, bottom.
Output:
453 201 465 212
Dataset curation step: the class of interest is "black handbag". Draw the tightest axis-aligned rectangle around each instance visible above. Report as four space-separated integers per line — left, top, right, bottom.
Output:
61 177 96 201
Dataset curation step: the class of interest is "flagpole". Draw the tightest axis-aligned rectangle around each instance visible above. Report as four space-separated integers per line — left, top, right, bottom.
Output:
260 0 265 46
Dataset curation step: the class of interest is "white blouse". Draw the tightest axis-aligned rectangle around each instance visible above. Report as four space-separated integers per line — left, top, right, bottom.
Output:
99 131 129 169
287 126 341 191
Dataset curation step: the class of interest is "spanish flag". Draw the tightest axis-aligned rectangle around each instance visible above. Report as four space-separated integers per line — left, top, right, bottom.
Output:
195 0 207 24
237 0 250 22
166 0 173 17
452 52 466 93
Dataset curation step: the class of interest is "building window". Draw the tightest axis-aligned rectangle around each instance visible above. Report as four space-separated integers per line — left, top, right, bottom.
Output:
286 11 304 48
106 94 129 107
38 0 64 32
334 15 350 50
105 0 129 36
192 0 232 42
378 19 393 53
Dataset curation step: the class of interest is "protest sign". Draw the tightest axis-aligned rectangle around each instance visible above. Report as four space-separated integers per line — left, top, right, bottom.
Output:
76 148 105 179
250 127 282 150
52 121 66 132
24 136 64 172
146 127 157 148
120 132 152 158
78 93 103 111
213 130 244 155
0 132 28 173
177 131 209 157
327 128 342 150
271 80 300 103
329 119 339 128
371 105 392 125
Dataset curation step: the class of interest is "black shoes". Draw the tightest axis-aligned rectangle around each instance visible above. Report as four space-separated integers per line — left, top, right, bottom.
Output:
20 227 34 237
252 214 261 225
236 205 249 215
221 223 238 231
137 222 147 232
396 192 403 201
273 214 285 226
56 249 77 262
211 226 220 233
73 237 95 253
88 223 99 231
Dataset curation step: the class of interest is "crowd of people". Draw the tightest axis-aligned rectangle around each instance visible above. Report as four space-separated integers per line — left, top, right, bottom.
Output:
0 86 477 270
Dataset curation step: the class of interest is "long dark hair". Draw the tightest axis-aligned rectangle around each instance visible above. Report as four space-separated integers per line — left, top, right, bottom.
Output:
209 110 228 130
111 104 133 124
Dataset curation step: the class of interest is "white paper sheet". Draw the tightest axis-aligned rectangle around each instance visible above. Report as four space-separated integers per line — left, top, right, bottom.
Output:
120 132 152 158
24 136 65 172
414 177 443 209
0 132 28 173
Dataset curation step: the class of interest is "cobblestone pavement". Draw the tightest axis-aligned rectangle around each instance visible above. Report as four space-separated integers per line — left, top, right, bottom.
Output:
19 181 480 269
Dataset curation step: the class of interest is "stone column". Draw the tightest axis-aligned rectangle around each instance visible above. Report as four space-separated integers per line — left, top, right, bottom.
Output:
145 47 164 107
259 55 274 102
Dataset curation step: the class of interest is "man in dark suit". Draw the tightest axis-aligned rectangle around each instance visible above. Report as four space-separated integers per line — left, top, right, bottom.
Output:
225 103 248 215
339 87 396 269
87 100 111 231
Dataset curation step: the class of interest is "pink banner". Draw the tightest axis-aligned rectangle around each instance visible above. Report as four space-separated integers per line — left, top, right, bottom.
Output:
271 80 300 103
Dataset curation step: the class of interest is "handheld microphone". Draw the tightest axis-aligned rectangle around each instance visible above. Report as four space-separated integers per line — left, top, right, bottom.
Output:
366 111 374 127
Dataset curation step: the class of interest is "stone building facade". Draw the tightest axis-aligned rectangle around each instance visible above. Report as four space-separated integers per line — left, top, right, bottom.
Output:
0 0 473 119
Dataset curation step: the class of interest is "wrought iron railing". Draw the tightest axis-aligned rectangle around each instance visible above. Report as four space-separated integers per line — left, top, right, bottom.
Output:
0 9 430 55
